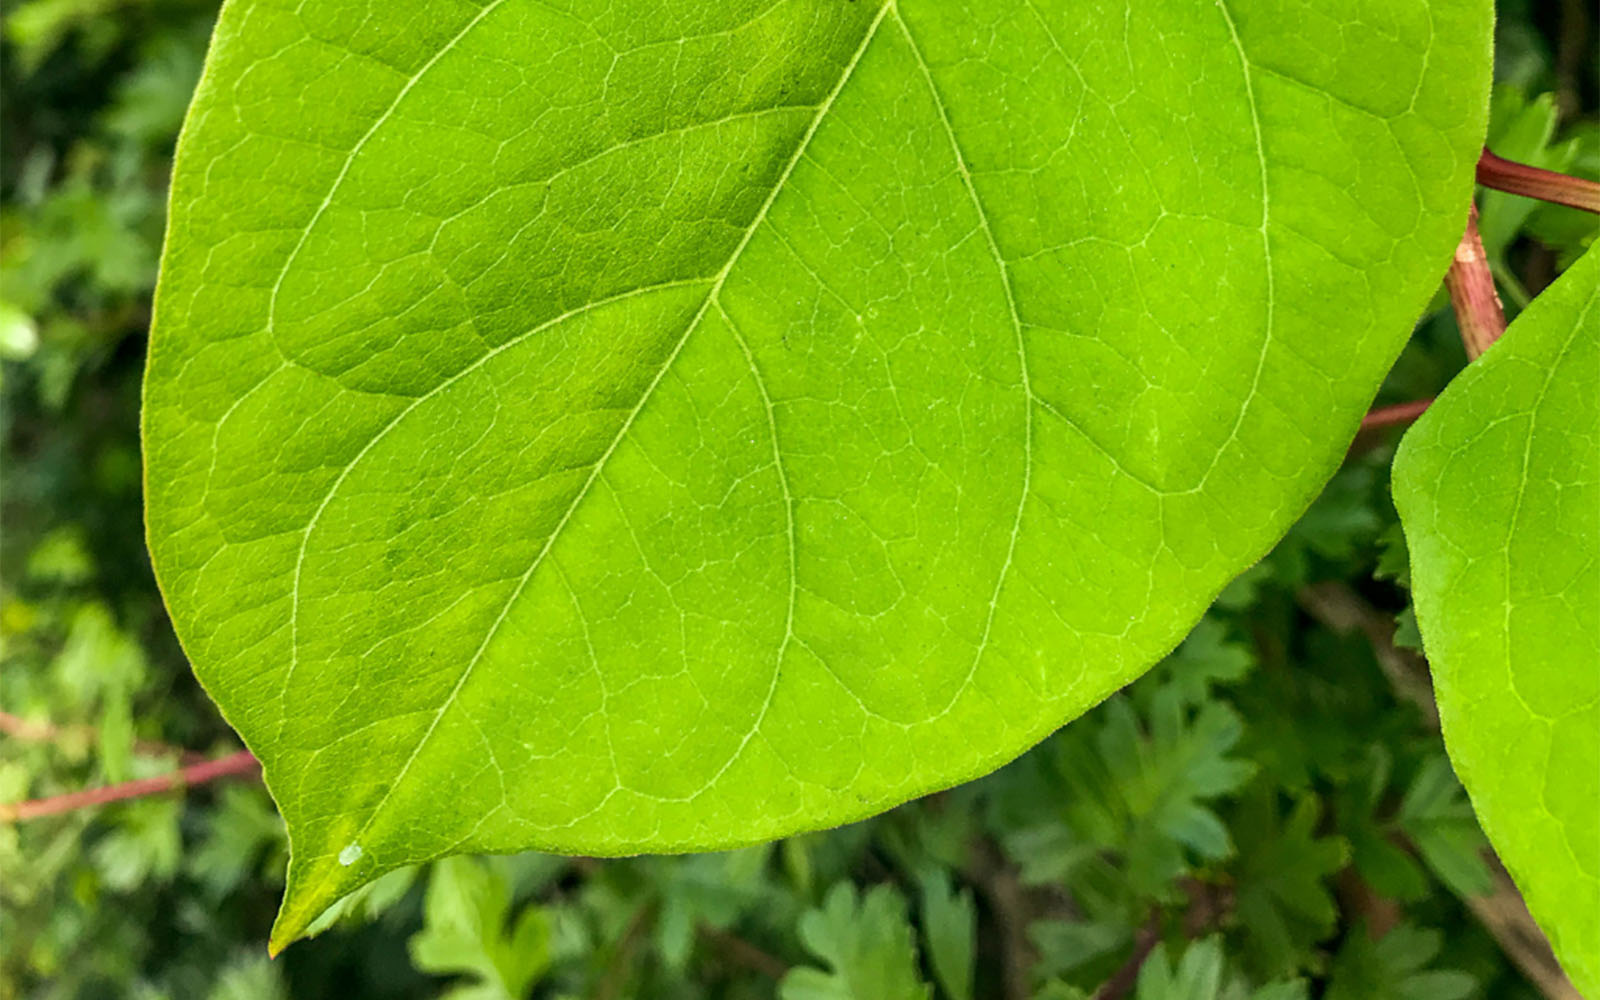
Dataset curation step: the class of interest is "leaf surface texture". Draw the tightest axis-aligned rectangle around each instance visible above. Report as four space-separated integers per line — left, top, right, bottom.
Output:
142 0 1490 941
1394 245 1599 992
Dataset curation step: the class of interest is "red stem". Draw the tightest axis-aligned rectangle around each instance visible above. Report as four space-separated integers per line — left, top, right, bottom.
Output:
1445 204 1507 360
1360 398 1432 431
1478 148 1600 214
0 751 260 822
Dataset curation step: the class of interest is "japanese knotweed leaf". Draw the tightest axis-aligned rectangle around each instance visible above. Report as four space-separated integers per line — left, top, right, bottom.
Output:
1393 244 1599 994
142 0 1490 946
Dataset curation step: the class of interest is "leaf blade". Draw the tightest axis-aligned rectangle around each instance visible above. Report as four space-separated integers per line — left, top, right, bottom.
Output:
1393 244 1600 992
143 0 1491 943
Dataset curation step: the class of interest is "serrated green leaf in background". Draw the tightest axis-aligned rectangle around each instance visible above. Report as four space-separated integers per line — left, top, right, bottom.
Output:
1133 937 1306 1000
408 856 552 1000
1323 923 1473 1000
141 0 1491 943
1394 756 1490 899
917 870 976 1000
781 883 932 1000
1393 244 1599 994
1230 792 1348 980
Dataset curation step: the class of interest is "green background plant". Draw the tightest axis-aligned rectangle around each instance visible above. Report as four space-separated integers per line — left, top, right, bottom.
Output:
2 0 1596 997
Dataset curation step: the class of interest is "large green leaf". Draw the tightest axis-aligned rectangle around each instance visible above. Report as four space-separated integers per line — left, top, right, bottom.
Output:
142 0 1489 945
1393 245 1599 993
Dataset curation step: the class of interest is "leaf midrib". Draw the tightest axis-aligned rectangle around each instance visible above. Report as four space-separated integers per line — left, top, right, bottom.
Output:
296 0 897 878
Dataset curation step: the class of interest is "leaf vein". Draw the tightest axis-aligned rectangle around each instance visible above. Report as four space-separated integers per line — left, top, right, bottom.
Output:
306 0 895 869
896 7 1032 719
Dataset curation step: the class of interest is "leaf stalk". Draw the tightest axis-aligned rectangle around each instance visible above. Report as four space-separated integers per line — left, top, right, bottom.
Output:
1360 398 1433 431
1477 148 1600 214
1445 204 1507 360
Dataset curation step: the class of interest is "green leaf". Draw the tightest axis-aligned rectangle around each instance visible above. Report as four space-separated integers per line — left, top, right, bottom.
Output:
1341 752 1431 905
649 847 774 971
408 857 551 1000
188 785 288 900
1123 696 1256 864
917 870 975 1000
1138 619 1255 711
997 692 1254 906
141 0 1491 942
1028 919 1129 981
1134 938 1305 1000
1323 923 1473 1000
302 865 421 938
1394 756 1490 899
1390 606 1424 653
1374 524 1411 587
1392 244 1599 992
780 883 932 1000
1230 793 1348 979
91 798 182 893
1136 939 1224 1000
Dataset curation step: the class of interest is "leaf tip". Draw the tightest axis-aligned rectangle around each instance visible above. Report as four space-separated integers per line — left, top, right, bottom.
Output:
268 844 371 954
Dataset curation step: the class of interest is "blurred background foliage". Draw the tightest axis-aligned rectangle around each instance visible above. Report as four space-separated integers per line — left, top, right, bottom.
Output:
0 1 1595 997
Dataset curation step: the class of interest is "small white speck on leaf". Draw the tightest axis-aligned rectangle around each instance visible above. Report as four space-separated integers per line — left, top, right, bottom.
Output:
338 843 363 866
